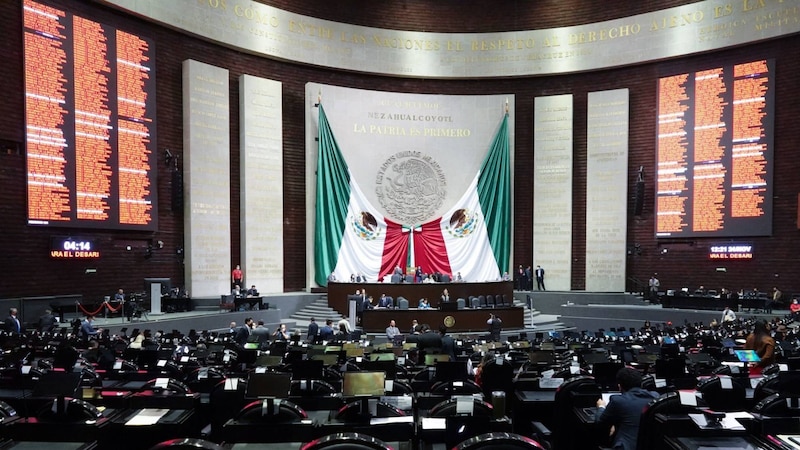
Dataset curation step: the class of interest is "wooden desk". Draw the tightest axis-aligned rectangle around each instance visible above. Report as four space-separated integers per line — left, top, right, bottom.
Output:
326 281 514 317
362 306 524 332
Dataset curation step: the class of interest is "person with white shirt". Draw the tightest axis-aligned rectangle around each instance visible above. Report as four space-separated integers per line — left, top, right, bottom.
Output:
722 306 736 323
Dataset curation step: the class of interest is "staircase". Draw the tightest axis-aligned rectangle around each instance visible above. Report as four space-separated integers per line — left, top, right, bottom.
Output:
289 296 344 330
510 294 573 333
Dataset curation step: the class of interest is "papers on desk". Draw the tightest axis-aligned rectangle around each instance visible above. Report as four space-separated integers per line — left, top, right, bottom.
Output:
125 408 169 426
777 435 800 449
688 412 748 431
539 377 564 389
370 416 413 425
421 417 447 430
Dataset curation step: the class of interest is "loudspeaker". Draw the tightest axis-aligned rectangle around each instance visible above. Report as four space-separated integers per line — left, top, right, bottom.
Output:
172 169 183 212
634 180 645 215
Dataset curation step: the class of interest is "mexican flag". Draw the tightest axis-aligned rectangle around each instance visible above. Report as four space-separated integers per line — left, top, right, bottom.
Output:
314 104 510 286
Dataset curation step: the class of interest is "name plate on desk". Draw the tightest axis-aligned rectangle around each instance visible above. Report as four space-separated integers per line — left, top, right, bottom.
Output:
539 377 564 389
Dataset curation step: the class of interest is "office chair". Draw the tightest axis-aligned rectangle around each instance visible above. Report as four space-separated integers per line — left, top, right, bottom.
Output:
636 392 708 450
208 378 246 437
470 297 480 308
386 379 413 395
290 379 337 396
186 366 225 393
457 298 466 310
335 400 406 421
487 295 495 308
453 432 546 450
398 298 409 310
753 373 781 402
552 375 601 450
235 398 307 423
301 432 393 450
478 357 514 402
479 295 487 307
696 375 746 412
36 397 103 423
428 398 494 417
148 438 225 450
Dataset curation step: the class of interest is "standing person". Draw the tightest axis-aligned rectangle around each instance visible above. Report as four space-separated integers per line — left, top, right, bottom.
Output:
38 309 57 332
272 323 290 341
487 313 502 341
231 264 243 289
648 273 659 302
4 308 22 334
516 265 525 290
535 265 545 291
251 320 270 346
440 289 450 303
722 305 737 323
307 317 319 342
525 265 534 290
594 367 659 450
234 317 253 346
319 319 335 341
767 287 782 314
745 319 776 374
439 325 456 361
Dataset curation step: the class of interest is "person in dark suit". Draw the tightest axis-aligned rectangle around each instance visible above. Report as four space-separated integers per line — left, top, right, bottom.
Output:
439 325 456 361
250 320 270 346
4 308 22 334
416 324 442 354
594 367 658 450
319 319 335 341
234 317 253 346
307 317 319 342
535 265 545 290
80 315 100 340
38 309 57 332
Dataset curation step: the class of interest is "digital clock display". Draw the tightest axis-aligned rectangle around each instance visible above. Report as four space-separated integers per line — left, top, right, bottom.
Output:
50 236 100 259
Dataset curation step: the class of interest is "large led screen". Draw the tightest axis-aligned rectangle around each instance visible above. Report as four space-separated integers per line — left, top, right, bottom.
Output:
23 0 157 230
655 60 774 238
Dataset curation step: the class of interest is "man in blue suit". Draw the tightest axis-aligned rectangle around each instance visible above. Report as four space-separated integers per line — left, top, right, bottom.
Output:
594 367 658 450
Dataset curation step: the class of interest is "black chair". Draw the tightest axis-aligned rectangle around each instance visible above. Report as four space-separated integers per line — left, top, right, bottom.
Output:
235 398 307 423
290 379 337 396
429 398 494 417
696 375 746 412
487 295 495 308
478 357 514 404
148 438 225 450
636 392 708 450
552 375 600 450
302 432 393 450
186 366 225 393
36 397 103 423
453 432 546 450
753 373 781 402
479 295 487 308
335 400 406 421
386 379 414 395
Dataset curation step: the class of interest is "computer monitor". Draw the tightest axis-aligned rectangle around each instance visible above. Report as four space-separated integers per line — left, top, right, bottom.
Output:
342 371 385 397
369 352 396 362
434 360 469 382
592 362 623 390
425 354 451 366
254 355 284 367
33 371 82 398
360 359 397 380
245 372 292 399
655 358 686 380
529 351 556 365
310 354 340 365
291 359 324 380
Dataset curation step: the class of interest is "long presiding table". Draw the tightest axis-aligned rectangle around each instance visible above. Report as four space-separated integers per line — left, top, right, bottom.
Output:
326 280 514 316
361 306 524 332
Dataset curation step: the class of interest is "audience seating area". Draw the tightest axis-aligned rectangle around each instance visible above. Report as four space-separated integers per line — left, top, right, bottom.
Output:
2 314 800 449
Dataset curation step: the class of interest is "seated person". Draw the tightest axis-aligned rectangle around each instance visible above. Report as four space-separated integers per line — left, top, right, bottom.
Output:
232 285 243 297
790 298 800 318
378 294 393 308
246 285 259 297
386 320 401 341
594 367 658 450
114 288 126 302
419 298 431 309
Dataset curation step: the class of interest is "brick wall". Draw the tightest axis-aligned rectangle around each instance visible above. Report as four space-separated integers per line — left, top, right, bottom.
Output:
1 0 798 299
